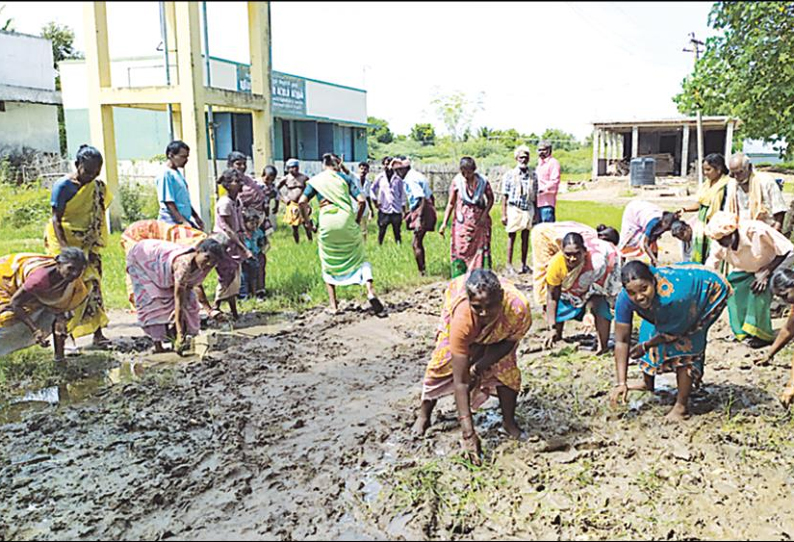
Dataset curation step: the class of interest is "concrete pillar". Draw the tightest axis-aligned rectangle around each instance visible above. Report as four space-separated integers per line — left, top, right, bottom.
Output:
174 1 211 228
725 120 734 160
591 128 600 180
83 2 122 231
631 125 639 158
248 1 273 172
681 124 690 177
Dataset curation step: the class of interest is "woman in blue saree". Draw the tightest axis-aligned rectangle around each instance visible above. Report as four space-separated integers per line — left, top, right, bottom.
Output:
609 261 732 421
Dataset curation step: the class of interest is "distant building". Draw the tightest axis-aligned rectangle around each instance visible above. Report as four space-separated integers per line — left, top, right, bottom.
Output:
591 116 741 179
0 30 62 155
60 55 368 174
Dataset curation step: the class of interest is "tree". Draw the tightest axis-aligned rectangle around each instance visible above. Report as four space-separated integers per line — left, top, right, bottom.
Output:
430 90 484 142
539 128 580 151
1 4 14 31
367 116 394 144
41 22 83 65
41 22 83 156
673 2 794 157
410 123 436 145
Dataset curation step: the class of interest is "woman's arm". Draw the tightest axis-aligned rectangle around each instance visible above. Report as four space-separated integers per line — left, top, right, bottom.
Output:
678 203 700 214
761 309 794 363
609 322 633 405
544 285 561 347
51 208 70 249
641 235 658 266
438 187 457 236
471 340 516 375
6 289 48 344
451 351 481 463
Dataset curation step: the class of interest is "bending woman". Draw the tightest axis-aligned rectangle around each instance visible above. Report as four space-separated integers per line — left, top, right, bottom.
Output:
438 157 494 278
299 153 384 314
413 269 532 465
127 238 224 354
543 232 621 354
609 261 731 421
45 144 111 346
0 248 88 361
530 221 618 308
617 200 680 265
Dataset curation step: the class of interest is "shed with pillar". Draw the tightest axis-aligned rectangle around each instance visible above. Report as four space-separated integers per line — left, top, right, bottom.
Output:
591 116 741 180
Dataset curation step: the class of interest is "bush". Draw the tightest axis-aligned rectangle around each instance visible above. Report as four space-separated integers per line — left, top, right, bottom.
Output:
0 183 52 228
0 146 42 185
119 178 159 226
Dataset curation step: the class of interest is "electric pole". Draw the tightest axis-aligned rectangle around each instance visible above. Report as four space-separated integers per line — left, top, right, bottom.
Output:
683 32 705 186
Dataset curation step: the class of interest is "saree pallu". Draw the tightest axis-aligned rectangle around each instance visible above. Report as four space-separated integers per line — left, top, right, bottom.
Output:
726 271 774 342
691 176 738 264
0 253 88 355
636 263 732 386
282 201 306 227
450 177 493 279
421 276 532 408
531 222 599 306
127 240 210 341
44 180 111 337
307 171 372 286
121 220 207 305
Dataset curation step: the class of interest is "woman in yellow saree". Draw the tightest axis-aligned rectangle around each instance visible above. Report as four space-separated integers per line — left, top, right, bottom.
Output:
677 153 738 264
0 248 88 361
44 145 111 346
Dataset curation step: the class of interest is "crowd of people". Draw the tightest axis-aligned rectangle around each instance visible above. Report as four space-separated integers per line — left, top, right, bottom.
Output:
2 138 794 465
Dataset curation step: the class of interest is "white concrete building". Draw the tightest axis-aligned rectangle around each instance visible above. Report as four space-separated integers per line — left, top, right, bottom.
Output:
0 31 61 155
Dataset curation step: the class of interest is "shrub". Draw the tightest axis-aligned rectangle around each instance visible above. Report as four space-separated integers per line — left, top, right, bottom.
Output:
119 178 159 226
0 183 52 228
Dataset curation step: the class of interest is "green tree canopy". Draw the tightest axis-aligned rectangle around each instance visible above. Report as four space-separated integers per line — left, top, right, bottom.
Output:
367 116 394 144
41 21 83 66
539 128 580 151
410 123 436 145
673 2 794 156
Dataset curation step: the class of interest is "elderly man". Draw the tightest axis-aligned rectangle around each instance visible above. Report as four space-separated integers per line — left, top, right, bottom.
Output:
535 140 561 223
277 158 313 244
705 211 794 348
371 157 407 245
728 153 787 231
501 145 537 274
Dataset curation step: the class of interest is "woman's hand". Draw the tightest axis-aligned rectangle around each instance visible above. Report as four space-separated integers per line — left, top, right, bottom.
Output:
460 431 483 466
752 270 771 293
543 329 559 349
501 214 508 226
468 363 483 393
33 328 49 347
609 384 629 407
245 249 254 260
629 342 647 359
780 383 794 407
209 309 228 322
438 224 446 237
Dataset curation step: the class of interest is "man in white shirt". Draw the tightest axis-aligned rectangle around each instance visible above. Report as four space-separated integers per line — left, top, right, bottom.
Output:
729 153 787 230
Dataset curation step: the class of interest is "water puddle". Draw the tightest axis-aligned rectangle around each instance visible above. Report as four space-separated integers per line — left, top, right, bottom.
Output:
0 360 146 425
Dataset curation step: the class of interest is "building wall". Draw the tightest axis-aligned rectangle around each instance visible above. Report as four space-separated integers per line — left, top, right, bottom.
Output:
65 107 171 160
304 80 367 125
0 102 60 154
0 32 55 90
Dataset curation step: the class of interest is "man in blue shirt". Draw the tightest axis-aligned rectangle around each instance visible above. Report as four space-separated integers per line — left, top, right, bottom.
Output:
157 140 205 230
393 157 436 275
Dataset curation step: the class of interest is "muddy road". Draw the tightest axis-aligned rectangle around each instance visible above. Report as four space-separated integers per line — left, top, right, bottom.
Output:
2 281 794 540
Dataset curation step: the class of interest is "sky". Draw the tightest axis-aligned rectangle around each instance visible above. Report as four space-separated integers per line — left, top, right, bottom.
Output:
2 1 718 140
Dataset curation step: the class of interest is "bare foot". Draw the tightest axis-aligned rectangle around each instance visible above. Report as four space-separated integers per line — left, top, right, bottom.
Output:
412 415 431 437
665 403 689 422
502 420 525 440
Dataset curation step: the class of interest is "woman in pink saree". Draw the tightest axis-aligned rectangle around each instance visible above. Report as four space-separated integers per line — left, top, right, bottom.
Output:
126 238 224 353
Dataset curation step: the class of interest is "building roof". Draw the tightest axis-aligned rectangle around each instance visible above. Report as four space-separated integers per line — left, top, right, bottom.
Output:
593 116 741 130
0 83 61 105
0 29 52 42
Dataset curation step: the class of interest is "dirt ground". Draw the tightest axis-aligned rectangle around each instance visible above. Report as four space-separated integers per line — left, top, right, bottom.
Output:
2 269 794 540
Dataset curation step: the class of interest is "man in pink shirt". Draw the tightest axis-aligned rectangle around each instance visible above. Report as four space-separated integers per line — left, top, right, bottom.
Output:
535 140 561 223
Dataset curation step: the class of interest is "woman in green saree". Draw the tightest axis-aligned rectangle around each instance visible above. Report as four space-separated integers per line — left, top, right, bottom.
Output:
298 153 384 315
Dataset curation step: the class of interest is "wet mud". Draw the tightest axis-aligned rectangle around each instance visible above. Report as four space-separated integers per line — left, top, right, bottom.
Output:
2 282 794 540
